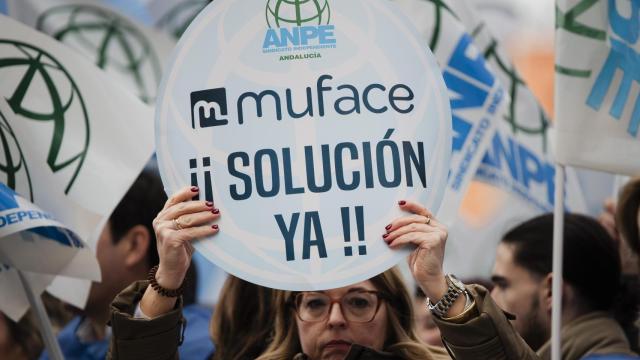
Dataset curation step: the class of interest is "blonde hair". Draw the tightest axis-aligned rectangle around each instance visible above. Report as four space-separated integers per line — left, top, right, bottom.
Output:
256 268 436 360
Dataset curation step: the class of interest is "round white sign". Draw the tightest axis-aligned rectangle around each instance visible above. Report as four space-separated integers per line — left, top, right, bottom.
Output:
156 0 452 290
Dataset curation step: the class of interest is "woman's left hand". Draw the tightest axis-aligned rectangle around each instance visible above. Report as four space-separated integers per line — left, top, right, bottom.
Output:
383 200 449 302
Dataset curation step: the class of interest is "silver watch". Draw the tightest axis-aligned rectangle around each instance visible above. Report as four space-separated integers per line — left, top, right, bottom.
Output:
426 274 468 318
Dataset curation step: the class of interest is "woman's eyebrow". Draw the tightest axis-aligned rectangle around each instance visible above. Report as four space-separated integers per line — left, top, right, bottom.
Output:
346 287 370 293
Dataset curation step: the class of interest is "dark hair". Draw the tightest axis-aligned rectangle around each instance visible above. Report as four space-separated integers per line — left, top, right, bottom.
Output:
109 168 166 268
108 168 199 305
502 213 621 311
617 177 640 256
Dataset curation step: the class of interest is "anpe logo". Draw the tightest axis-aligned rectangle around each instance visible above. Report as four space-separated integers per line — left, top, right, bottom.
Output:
191 88 229 128
262 0 336 54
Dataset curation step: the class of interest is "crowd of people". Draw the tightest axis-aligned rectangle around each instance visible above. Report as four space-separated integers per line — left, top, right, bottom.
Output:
1 169 639 360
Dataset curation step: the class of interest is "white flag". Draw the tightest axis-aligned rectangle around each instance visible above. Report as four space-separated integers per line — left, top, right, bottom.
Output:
0 15 154 306
555 0 640 175
393 0 507 226
146 0 209 39
7 0 176 103
419 0 588 277
0 182 98 320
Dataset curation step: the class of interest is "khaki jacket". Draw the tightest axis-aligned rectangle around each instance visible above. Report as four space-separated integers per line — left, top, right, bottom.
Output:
536 312 635 359
107 282 634 360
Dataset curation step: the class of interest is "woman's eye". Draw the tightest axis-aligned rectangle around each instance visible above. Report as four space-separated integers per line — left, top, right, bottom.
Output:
305 298 327 309
347 297 371 308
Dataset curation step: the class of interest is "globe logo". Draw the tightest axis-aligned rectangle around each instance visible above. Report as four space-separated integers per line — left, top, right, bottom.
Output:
155 0 211 39
265 0 331 28
0 39 90 195
36 4 162 103
0 106 32 201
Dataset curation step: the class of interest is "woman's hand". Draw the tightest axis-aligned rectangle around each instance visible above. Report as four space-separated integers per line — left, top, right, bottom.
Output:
141 186 219 318
153 186 220 289
383 200 448 300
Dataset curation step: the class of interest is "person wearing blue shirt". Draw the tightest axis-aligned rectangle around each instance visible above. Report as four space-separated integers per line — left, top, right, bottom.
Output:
40 169 214 360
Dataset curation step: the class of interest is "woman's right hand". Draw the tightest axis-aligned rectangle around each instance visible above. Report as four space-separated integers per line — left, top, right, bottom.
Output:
140 186 219 318
153 186 220 289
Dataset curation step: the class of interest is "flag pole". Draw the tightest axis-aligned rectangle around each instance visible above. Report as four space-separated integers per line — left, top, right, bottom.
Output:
16 270 64 360
551 164 565 360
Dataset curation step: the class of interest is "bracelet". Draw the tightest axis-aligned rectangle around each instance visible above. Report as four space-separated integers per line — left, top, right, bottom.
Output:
147 265 184 298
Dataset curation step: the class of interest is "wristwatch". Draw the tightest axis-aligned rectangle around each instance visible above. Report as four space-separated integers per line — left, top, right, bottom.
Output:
426 274 469 318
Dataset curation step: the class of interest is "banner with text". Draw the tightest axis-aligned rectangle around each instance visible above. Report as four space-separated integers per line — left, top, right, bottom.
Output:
7 0 176 103
555 0 640 175
0 16 154 306
430 0 587 277
156 0 452 290
393 0 506 226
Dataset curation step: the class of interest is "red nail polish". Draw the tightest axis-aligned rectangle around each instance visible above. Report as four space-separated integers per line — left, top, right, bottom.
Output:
398 200 406 206
212 208 220 214
385 224 392 230
206 201 213 207
191 186 199 192
382 233 389 239
212 224 219 230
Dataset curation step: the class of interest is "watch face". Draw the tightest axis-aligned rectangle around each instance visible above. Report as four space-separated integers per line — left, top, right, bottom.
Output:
448 274 465 290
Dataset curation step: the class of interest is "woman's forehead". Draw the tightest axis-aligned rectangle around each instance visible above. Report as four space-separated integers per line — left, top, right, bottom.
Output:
307 280 377 296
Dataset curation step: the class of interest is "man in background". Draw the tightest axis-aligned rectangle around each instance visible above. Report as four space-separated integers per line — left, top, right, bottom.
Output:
40 169 214 360
490 213 638 359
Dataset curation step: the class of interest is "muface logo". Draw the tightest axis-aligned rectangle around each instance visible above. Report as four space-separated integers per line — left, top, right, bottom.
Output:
36 4 162 103
0 40 90 195
191 88 229 128
0 106 32 201
263 0 336 53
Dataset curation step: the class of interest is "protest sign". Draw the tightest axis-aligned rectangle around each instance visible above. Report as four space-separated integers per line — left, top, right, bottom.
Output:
7 0 176 103
555 0 640 175
0 16 154 306
156 0 452 290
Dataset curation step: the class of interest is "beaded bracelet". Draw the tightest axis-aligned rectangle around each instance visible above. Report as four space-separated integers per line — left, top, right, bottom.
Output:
147 265 184 298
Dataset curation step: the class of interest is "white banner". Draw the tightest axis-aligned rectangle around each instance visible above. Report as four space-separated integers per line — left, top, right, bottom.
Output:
0 266 53 322
7 0 176 103
555 0 640 175
425 0 588 277
393 0 506 226
0 183 98 321
0 16 154 306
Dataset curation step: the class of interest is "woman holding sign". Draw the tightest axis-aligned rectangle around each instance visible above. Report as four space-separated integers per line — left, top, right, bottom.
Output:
107 187 538 359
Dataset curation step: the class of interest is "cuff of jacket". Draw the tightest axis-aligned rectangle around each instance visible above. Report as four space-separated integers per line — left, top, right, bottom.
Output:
433 284 537 360
108 280 185 360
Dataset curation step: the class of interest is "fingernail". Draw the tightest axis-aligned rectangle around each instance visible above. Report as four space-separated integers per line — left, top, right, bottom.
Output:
191 186 199 192
398 200 406 206
206 201 213 207
212 224 219 230
212 208 220 214
382 233 389 239
385 224 392 231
